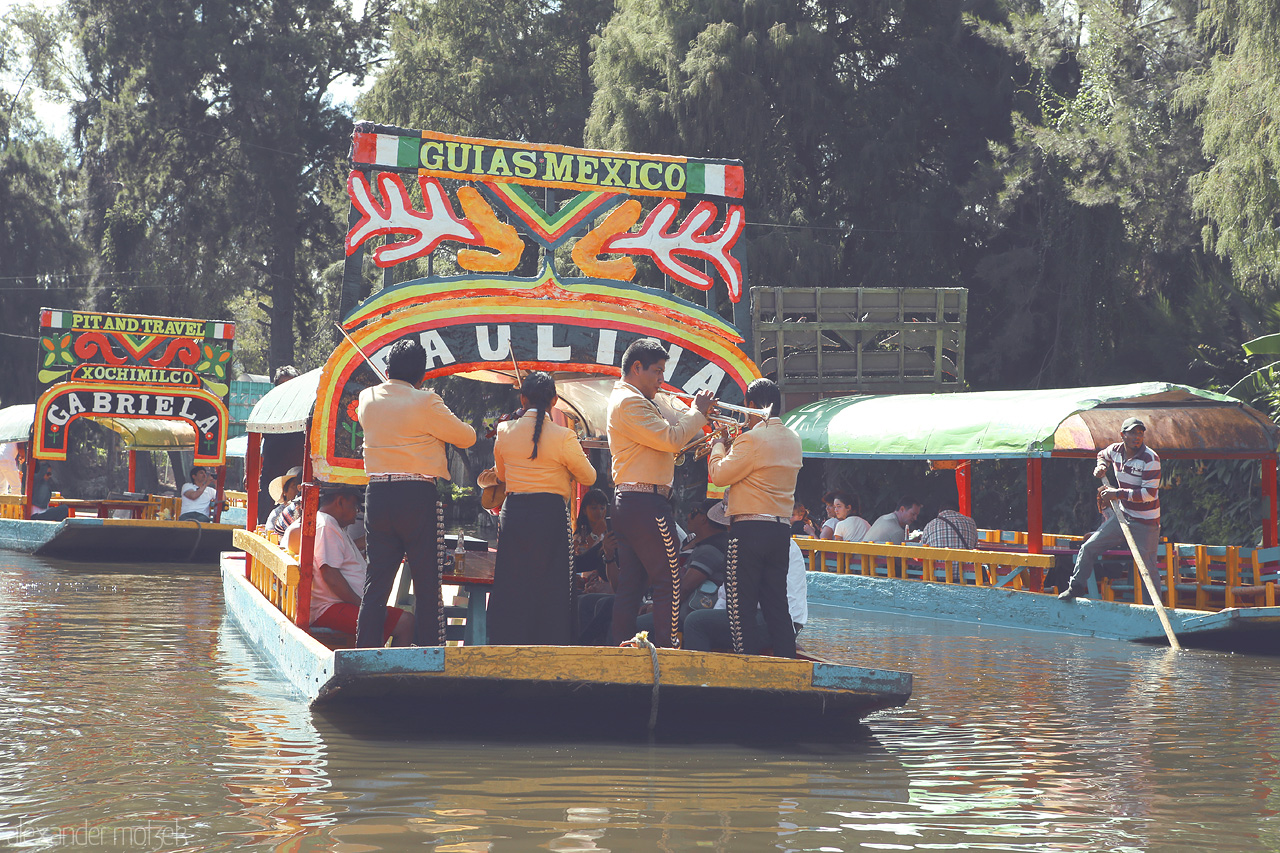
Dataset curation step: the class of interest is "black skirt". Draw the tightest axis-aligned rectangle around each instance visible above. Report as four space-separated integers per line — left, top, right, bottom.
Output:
487 492 575 645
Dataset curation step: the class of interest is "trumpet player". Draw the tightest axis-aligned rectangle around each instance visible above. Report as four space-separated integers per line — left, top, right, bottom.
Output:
706 378 802 658
607 338 713 648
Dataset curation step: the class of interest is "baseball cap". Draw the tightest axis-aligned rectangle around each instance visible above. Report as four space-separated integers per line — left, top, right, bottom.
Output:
1121 417 1146 433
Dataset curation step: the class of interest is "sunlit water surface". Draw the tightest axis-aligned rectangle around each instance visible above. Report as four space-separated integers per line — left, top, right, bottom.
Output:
1 549 1277 852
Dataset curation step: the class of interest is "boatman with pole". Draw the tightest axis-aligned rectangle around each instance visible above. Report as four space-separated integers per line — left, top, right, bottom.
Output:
706 378 803 657
608 338 713 648
1059 417 1162 602
355 336 477 647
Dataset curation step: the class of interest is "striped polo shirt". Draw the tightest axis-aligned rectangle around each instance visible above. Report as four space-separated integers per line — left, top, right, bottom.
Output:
1100 441 1160 524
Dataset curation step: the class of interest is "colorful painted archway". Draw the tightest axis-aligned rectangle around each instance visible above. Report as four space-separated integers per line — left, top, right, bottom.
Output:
310 270 761 483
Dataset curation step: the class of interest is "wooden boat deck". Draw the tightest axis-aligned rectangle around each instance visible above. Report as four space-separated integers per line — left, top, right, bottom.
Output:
222 537 914 740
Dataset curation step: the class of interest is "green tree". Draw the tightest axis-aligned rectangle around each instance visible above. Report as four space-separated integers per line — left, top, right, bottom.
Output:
361 0 611 144
0 3 84 406
963 0 1235 388
587 0 1019 297
1183 0 1280 291
69 0 390 373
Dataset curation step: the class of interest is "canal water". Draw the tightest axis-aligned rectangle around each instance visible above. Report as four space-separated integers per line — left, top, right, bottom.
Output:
1 550 1277 852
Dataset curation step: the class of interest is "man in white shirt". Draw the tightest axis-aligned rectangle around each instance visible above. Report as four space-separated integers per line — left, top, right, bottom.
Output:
287 486 414 646
862 496 923 544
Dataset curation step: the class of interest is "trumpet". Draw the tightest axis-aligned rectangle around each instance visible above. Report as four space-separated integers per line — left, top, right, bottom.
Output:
661 390 773 424
675 423 740 466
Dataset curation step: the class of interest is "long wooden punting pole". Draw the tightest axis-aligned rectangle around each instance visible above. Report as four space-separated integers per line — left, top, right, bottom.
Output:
1264 458 1278 549
333 322 387 382
1109 498 1181 651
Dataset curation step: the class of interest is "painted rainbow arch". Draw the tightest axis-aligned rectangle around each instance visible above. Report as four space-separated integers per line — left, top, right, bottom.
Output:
310 277 761 484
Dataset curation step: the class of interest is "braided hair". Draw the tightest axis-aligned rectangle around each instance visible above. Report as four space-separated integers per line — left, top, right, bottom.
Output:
520 371 557 460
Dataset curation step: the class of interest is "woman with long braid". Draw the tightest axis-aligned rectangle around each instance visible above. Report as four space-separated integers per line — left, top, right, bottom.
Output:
487 372 597 644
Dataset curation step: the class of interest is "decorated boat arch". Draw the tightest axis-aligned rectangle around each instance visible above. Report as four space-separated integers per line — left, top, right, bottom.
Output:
222 127 915 728
309 124 762 483
31 308 235 469
0 308 239 560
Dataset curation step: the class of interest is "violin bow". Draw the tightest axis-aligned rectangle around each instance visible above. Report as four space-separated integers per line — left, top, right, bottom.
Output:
509 348 524 387
333 322 388 382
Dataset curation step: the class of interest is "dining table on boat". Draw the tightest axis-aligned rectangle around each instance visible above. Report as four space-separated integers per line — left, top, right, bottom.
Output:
441 550 495 645
49 498 155 519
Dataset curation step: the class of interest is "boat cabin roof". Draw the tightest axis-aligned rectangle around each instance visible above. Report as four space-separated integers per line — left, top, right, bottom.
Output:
0 402 200 450
785 382 1280 460
245 368 323 434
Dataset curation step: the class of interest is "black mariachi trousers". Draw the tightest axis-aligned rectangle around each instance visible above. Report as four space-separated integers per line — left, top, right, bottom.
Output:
356 479 446 647
725 519 796 658
610 490 681 648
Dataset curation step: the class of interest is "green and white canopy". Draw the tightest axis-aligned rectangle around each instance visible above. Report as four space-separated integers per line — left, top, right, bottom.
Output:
784 383 1279 460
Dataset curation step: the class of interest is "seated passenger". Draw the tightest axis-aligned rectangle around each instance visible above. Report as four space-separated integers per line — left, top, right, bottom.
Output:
790 500 819 538
682 534 808 655
265 465 304 534
29 463 70 522
830 491 870 541
284 485 413 646
179 467 218 522
819 492 839 540
919 498 978 550
574 489 618 643
862 496 923 544
0 442 22 495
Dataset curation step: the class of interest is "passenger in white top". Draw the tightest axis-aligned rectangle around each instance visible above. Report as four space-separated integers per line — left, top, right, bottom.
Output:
0 443 22 495
179 467 218 521
827 491 869 541
862 496 924 544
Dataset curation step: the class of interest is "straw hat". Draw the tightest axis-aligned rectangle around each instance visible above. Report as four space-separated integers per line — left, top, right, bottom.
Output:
477 467 506 511
268 466 304 504
706 495 730 527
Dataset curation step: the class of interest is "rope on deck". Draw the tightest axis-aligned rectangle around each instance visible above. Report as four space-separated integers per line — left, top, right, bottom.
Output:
184 520 204 563
622 631 661 736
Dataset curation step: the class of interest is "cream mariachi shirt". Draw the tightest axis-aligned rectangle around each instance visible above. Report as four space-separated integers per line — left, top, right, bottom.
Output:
707 417 803 519
606 381 706 486
494 410 596 498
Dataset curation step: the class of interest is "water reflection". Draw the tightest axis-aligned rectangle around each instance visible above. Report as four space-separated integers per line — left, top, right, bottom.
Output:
2 550 1280 851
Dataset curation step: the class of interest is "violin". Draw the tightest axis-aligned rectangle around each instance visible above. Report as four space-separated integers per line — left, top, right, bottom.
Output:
483 407 525 439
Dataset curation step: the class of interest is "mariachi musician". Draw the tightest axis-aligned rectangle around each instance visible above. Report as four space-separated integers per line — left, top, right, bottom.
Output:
355 336 477 648
607 338 713 648
706 378 802 658
487 371 597 645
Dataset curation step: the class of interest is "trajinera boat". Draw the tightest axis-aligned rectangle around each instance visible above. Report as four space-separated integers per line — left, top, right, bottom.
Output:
786 384 1280 652
0 310 239 562
220 121 913 739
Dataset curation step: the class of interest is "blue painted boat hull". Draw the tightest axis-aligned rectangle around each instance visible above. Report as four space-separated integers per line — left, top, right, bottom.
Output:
807 572 1280 653
0 517 234 563
221 556 914 740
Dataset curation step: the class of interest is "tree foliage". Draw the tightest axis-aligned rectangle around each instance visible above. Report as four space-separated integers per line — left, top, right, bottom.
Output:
1184 0 1280 290
69 0 390 373
588 0 1018 295
961 0 1232 389
0 4 83 405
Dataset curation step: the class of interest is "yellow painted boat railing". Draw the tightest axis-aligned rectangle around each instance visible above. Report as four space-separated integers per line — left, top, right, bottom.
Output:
972 527 1278 610
233 528 308 626
0 492 171 520
796 537 1055 590
0 494 23 519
